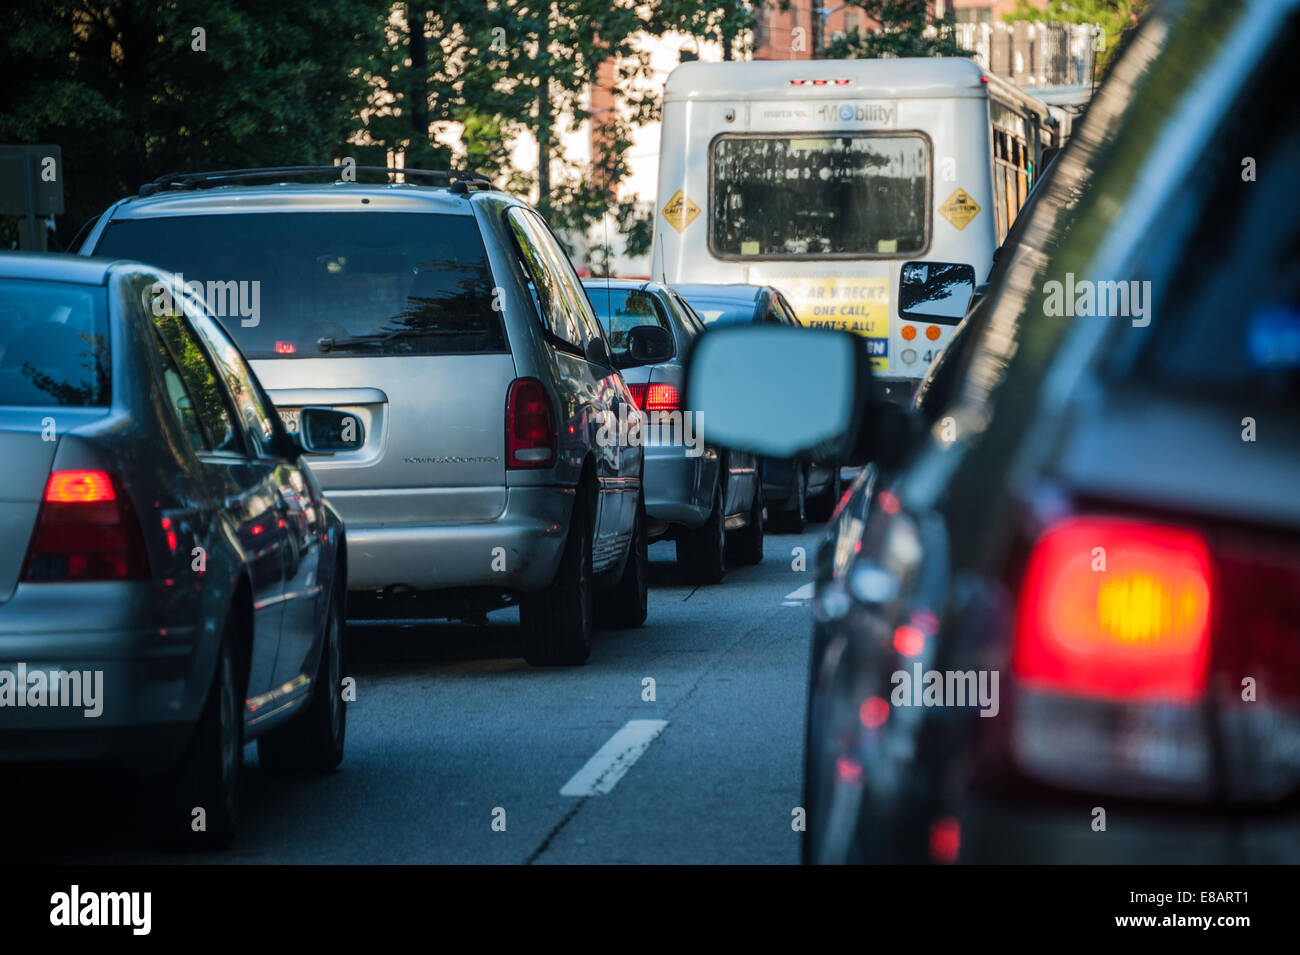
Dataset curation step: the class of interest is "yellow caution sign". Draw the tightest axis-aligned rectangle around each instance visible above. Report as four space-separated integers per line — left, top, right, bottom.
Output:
777 276 891 370
660 190 701 233
938 188 981 231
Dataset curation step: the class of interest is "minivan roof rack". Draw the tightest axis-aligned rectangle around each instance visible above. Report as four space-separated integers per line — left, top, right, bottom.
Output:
138 166 494 197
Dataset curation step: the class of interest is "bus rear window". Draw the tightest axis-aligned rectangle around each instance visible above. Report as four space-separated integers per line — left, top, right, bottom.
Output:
710 134 929 259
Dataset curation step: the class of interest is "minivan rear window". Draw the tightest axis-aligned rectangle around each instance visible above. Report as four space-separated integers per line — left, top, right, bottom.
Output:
0 279 110 407
95 212 506 358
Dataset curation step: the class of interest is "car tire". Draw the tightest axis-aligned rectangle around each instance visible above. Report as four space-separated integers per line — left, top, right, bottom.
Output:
163 616 242 850
678 479 726 584
771 467 807 534
729 480 764 566
258 578 347 774
597 495 648 629
806 465 842 524
521 490 594 665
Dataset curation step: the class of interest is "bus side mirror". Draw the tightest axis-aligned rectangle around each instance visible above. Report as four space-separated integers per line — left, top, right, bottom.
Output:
898 261 977 323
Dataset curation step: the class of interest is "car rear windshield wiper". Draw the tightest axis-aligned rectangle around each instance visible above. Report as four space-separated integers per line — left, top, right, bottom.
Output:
317 328 480 353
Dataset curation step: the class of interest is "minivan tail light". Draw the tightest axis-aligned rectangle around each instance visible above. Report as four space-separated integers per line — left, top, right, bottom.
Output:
23 470 150 581
506 378 556 468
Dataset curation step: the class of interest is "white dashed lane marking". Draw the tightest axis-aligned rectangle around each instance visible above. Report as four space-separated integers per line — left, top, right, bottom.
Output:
559 719 669 797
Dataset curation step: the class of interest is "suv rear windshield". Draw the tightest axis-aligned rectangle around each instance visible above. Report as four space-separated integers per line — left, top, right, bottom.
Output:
95 212 506 358
0 279 110 407
710 134 929 258
584 286 671 362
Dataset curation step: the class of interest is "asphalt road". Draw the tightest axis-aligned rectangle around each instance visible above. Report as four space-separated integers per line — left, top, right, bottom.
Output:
8 526 824 864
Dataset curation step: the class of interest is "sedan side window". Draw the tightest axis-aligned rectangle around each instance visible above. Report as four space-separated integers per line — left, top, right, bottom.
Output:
184 295 282 458
141 277 241 454
153 327 212 454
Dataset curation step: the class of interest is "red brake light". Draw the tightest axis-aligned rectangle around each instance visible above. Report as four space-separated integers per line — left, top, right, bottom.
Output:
1013 517 1212 703
506 378 557 468
45 470 115 503
275 341 296 355
23 471 150 581
626 382 680 411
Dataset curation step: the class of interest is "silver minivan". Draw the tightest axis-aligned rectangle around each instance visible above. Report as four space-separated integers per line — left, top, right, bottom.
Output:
85 168 648 666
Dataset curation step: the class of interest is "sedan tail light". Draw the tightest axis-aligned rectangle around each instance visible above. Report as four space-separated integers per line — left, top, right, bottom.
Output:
22 470 150 581
1013 518 1212 703
1007 514 1300 802
626 382 681 412
506 378 556 468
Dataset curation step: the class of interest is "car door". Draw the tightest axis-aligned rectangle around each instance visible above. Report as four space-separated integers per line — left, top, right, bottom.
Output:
194 312 325 689
174 289 293 702
143 279 288 702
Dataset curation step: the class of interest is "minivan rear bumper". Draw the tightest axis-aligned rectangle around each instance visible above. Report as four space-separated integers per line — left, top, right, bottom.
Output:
343 485 575 592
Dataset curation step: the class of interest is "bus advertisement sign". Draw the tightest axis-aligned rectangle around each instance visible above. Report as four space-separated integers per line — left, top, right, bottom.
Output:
777 276 891 369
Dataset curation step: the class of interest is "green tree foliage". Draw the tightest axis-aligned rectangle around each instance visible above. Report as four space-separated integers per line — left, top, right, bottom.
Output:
364 1 755 263
1003 0 1147 73
825 0 966 59
0 0 389 248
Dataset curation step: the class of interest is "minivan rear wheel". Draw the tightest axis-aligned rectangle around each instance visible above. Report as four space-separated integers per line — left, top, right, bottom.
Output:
521 491 594 666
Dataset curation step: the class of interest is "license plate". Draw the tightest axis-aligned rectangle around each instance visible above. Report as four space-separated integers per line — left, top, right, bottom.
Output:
278 408 301 433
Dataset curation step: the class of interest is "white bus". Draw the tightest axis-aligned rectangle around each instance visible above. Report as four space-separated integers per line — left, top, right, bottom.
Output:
651 57 1061 405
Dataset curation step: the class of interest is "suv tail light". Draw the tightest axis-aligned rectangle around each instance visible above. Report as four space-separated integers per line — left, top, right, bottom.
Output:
506 378 556 468
1007 514 1300 802
22 470 150 581
627 382 680 411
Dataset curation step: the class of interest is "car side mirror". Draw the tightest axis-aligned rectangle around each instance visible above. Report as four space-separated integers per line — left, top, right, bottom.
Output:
626 325 674 366
296 407 364 455
899 261 977 324
684 324 874 464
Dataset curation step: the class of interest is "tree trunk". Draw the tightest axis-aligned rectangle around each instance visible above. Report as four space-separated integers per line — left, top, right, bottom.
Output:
409 6 428 144
538 75 551 200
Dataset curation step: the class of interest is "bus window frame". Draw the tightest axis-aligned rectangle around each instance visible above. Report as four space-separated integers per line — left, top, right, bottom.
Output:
705 129 934 262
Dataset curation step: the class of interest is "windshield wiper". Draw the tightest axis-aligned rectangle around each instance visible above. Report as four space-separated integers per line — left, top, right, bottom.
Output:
317 328 478 353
